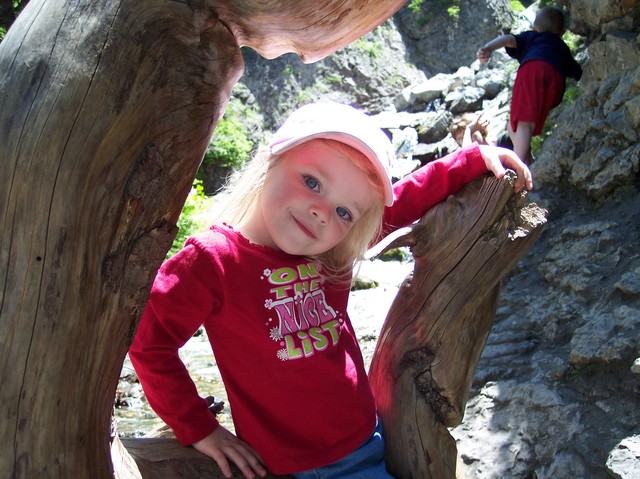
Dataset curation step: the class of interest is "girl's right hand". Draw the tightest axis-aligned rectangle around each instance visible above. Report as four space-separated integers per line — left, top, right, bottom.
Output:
193 425 267 479
478 144 533 193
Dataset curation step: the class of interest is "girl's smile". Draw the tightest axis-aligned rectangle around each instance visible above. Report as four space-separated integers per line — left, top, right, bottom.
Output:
238 139 377 256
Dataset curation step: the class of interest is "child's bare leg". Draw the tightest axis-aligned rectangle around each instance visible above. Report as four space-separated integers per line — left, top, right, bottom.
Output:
510 121 536 165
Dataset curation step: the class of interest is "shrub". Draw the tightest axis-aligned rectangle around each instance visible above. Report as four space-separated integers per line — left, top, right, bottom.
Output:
203 107 253 171
510 1 526 13
168 180 216 258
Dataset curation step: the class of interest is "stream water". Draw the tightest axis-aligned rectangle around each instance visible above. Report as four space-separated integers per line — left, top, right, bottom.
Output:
114 257 414 438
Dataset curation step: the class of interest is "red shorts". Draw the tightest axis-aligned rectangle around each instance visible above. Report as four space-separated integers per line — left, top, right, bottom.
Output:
510 60 565 136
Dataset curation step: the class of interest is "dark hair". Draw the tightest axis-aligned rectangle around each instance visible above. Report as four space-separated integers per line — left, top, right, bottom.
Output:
496 133 513 150
534 6 565 36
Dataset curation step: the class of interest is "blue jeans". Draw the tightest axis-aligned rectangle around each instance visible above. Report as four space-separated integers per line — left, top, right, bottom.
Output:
292 419 394 479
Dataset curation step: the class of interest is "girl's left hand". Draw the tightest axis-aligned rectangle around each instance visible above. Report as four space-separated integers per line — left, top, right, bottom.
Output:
478 144 533 193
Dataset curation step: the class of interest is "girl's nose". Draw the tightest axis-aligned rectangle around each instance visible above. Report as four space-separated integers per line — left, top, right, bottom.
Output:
310 203 329 224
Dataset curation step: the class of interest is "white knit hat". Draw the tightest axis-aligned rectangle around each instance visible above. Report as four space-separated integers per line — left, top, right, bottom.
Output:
268 102 395 206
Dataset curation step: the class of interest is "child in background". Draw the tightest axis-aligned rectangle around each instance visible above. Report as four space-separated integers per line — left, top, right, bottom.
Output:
450 112 492 148
477 5 582 164
129 102 532 479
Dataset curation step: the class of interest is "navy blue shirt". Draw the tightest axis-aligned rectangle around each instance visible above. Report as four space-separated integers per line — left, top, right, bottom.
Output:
506 31 582 81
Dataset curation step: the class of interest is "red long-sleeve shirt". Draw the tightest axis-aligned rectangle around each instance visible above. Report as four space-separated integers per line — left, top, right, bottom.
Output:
129 144 487 474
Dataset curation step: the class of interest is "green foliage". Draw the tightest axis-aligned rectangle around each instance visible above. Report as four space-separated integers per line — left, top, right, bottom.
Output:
354 37 382 59
562 30 582 53
296 89 317 105
530 128 550 158
0 0 28 43
538 0 556 8
407 0 463 26
168 180 216 258
563 85 581 104
351 276 379 291
282 65 294 77
407 0 424 14
325 72 343 86
510 1 526 13
203 100 253 170
503 60 519 79
379 248 407 262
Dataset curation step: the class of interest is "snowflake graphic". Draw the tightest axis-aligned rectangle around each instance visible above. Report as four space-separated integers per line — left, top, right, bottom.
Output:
277 349 289 361
264 299 273 309
269 327 283 341
263 268 272 278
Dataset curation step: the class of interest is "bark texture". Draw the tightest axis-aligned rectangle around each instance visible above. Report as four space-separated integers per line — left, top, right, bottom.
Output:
0 0 406 477
368 172 547 479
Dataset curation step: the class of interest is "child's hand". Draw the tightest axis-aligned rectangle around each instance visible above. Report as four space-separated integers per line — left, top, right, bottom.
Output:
477 47 491 63
471 114 490 134
469 114 490 144
193 425 267 479
478 145 533 193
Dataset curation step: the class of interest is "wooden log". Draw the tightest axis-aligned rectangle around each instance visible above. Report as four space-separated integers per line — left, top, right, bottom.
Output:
113 398 293 478
368 172 548 479
0 0 407 477
115 437 293 479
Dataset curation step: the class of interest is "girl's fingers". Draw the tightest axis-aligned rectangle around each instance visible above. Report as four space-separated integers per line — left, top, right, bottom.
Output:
478 145 533 192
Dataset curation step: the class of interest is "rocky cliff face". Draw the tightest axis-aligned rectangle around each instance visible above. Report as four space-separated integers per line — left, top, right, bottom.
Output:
234 1 639 478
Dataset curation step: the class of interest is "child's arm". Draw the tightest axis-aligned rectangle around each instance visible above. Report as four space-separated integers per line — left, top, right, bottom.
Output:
461 124 473 147
382 144 531 235
129 244 266 478
477 34 517 63
567 55 583 81
129 246 218 443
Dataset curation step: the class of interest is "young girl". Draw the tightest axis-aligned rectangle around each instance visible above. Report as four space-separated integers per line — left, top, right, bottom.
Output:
129 102 532 479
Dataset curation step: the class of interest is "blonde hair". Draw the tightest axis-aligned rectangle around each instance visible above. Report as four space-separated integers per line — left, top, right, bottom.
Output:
450 115 471 145
211 145 272 226
534 6 565 36
211 139 385 284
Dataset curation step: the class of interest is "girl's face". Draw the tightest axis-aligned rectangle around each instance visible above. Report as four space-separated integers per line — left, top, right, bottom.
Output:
238 139 378 257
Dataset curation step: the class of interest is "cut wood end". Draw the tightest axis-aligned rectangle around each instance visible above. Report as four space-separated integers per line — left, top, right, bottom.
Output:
364 226 414 260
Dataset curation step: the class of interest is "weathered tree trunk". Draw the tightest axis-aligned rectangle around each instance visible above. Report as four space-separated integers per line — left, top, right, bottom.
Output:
0 0 406 477
368 172 547 479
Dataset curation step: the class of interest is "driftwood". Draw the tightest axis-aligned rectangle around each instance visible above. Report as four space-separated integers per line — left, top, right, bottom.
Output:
0 0 407 478
368 171 547 479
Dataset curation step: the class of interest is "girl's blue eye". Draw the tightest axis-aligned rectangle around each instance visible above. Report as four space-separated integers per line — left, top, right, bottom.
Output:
304 175 319 191
336 206 352 222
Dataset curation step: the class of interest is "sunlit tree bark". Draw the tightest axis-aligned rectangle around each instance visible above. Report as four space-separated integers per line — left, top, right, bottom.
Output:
368 173 546 479
0 0 407 477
